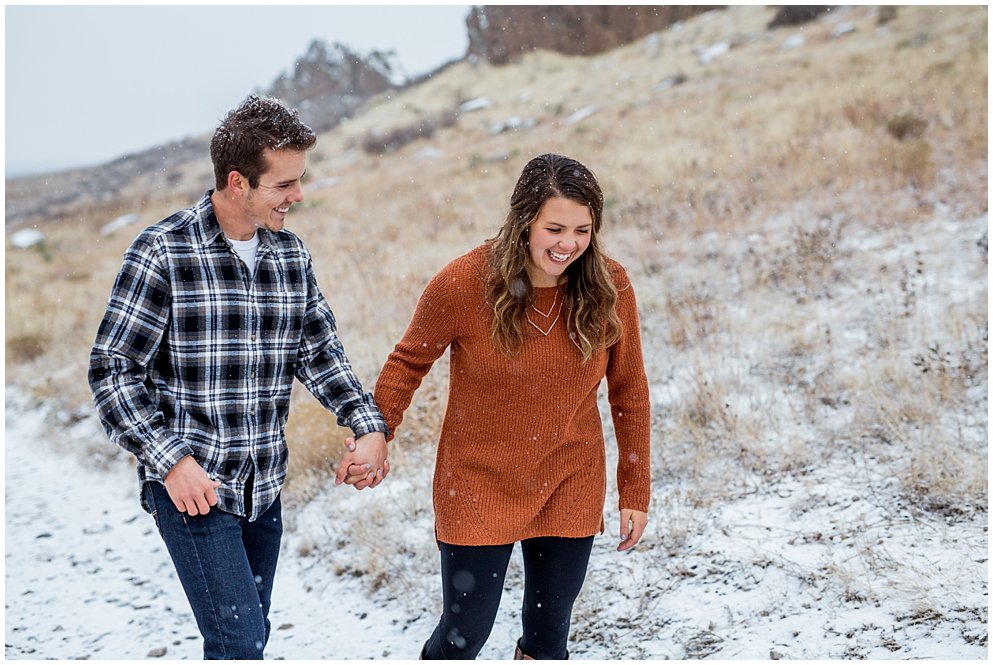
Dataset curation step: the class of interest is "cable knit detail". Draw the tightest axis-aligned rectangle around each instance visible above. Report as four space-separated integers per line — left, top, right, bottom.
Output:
374 244 651 545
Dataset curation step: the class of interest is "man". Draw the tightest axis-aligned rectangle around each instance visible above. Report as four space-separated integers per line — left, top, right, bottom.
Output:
89 95 388 659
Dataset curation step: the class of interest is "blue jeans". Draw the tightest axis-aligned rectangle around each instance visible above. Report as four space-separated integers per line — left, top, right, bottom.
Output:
144 481 282 659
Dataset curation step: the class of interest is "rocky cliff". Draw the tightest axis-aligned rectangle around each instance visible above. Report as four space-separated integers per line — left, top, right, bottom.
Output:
466 5 718 65
265 39 400 132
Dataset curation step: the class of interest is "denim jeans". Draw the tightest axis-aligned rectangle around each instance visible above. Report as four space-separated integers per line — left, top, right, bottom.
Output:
144 481 282 659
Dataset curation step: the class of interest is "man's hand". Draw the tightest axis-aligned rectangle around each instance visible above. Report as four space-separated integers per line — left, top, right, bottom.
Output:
334 432 389 490
617 508 648 552
163 455 222 516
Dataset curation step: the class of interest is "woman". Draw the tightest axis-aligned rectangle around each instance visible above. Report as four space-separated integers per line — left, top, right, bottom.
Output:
343 154 651 659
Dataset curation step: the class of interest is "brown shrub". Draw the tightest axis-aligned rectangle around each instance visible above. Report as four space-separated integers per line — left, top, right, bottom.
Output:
6 335 48 364
360 110 457 155
886 113 928 141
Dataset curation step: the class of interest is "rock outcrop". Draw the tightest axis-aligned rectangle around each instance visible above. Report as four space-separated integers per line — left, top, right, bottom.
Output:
466 5 718 65
265 39 400 132
767 6 833 29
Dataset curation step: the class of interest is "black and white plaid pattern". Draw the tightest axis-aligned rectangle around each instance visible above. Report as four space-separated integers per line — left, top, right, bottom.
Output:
89 192 387 520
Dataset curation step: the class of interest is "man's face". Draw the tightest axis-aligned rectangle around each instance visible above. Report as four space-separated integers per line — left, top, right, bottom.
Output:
243 148 307 234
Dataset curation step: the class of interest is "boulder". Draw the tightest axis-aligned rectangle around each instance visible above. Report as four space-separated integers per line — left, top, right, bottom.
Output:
10 228 44 249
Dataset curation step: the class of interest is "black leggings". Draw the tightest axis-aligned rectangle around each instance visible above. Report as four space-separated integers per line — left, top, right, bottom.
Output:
423 536 595 660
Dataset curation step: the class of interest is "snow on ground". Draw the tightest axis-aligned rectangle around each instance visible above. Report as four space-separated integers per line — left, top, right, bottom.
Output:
3 390 541 661
5 387 986 660
3 393 421 661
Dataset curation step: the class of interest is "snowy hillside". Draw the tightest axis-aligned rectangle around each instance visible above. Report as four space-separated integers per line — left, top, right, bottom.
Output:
5 5 987 660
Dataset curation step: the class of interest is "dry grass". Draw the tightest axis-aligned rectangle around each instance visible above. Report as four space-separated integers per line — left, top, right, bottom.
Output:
5 6 987 527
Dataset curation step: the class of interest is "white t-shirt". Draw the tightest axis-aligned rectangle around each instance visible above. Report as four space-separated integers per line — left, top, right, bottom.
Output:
227 232 260 275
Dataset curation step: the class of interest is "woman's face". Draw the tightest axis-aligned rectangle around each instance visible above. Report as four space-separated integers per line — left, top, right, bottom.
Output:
526 196 593 287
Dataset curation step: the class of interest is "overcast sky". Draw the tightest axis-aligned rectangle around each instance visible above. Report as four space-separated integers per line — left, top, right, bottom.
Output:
5 4 471 177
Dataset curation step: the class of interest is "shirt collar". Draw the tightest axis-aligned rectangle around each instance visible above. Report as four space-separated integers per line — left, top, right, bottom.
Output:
194 190 276 249
194 191 224 246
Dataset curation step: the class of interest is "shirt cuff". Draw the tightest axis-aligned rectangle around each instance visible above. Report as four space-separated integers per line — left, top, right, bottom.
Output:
339 404 391 440
136 423 195 479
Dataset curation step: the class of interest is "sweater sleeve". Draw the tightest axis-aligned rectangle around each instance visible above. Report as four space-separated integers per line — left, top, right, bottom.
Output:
373 264 459 440
605 266 652 514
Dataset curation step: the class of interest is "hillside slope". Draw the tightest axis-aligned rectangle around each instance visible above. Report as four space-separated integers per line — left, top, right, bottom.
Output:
5 5 987 659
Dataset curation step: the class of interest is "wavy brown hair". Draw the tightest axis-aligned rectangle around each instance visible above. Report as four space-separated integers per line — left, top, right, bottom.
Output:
486 154 621 362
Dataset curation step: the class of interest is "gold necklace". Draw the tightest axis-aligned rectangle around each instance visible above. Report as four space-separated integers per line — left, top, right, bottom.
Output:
526 287 562 336
530 287 558 317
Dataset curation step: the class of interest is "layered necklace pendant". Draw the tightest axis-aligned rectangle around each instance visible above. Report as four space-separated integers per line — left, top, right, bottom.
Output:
526 286 563 336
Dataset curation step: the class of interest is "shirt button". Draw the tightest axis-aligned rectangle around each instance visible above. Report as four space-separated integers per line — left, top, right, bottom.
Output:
251 335 257 341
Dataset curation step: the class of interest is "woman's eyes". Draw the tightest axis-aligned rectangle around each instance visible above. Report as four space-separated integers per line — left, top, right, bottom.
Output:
545 227 589 234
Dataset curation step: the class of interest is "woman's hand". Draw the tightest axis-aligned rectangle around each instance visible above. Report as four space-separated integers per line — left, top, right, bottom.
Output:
617 508 648 552
335 432 389 490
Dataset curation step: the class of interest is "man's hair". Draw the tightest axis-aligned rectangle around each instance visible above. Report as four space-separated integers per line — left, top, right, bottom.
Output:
210 95 316 190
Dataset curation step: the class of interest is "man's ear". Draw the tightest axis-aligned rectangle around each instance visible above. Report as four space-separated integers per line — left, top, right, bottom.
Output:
227 170 249 196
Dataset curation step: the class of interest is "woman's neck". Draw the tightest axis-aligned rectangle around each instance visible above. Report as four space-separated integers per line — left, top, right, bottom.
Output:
526 266 562 288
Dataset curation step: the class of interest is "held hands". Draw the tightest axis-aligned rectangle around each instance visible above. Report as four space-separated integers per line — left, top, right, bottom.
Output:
617 508 648 552
334 431 389 490
163 455 221 516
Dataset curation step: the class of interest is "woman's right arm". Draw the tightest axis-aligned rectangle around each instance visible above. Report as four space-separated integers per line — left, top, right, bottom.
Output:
373 265 459 439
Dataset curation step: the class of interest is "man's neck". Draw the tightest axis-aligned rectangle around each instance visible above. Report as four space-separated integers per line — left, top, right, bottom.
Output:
210 190 257 241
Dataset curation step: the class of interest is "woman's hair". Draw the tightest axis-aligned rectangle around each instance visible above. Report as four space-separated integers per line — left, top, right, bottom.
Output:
486 153 621 362
210 95 317 190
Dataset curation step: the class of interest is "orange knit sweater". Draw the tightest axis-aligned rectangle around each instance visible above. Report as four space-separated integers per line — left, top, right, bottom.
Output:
373 244 651 545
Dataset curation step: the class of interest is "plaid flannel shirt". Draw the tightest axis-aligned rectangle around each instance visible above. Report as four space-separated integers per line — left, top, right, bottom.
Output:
89 192 387 520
